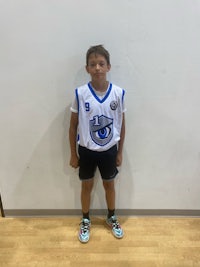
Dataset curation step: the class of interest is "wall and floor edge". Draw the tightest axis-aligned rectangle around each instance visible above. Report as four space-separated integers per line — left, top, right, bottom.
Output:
3 209 200 217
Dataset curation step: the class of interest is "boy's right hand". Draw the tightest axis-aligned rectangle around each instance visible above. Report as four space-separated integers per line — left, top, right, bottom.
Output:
70 155 79 168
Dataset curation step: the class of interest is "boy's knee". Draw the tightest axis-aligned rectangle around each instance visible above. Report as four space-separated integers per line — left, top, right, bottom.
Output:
82 180 94 192
103 180 115 191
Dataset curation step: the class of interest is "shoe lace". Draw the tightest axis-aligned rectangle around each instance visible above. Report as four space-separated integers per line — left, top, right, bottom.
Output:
111 217 121 229
80 220 90 233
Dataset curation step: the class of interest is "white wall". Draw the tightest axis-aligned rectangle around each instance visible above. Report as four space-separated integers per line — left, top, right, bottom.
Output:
0 0 200 213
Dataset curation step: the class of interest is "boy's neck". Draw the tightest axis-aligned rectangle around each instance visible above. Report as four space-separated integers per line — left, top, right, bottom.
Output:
90 80 109 92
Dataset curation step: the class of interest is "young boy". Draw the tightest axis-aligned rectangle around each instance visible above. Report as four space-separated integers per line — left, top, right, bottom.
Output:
69 45 126 243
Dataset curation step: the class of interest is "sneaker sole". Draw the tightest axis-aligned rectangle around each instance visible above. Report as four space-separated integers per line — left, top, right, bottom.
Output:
78 235 90 243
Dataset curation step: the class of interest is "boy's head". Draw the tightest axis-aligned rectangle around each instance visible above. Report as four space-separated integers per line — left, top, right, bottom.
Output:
86 45 110 66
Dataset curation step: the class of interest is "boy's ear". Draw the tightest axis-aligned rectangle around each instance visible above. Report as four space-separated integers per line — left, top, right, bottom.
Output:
107 64 111 72
85 65 89 73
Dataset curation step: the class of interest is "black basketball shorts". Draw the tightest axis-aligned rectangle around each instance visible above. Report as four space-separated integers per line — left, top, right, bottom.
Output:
78 145 118 181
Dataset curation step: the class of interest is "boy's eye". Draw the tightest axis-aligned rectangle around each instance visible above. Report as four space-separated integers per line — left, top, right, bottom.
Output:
89 62 106 67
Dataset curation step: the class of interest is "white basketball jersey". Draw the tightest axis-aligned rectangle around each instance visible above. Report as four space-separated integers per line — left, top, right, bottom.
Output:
74 83 125 151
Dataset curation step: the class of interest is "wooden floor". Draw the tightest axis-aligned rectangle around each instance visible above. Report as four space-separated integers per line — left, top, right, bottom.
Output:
0 216 200 267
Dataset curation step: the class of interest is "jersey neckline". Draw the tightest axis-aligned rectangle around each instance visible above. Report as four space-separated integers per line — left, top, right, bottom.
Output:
88 82 112 103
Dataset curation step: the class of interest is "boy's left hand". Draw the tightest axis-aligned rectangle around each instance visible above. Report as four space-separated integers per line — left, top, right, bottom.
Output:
116 152 122 166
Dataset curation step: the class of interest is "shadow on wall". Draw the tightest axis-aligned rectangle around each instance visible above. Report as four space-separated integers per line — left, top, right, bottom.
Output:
12 105 81 210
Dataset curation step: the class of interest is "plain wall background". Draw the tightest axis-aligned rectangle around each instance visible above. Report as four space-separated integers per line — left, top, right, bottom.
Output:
0 0 200 213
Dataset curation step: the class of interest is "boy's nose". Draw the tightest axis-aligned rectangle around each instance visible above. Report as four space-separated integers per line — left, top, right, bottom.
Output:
95 64 100 69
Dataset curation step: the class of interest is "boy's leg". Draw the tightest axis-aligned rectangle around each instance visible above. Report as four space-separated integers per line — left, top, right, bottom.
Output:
78 179 94 243
78 146 96 243
103 180 115 212
81 179 94 216
103 179 124 239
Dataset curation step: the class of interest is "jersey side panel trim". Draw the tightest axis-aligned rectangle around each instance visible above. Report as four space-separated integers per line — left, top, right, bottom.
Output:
75 88 79 113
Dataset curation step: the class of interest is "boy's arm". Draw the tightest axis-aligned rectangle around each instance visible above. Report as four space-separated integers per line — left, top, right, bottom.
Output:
116 113 125 166
69 112 79 168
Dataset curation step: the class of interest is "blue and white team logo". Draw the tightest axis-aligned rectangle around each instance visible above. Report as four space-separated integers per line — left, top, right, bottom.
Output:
110 101 118 110
90 115 113 146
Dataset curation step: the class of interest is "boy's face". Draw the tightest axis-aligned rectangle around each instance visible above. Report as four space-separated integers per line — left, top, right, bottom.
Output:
86 53 111 82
